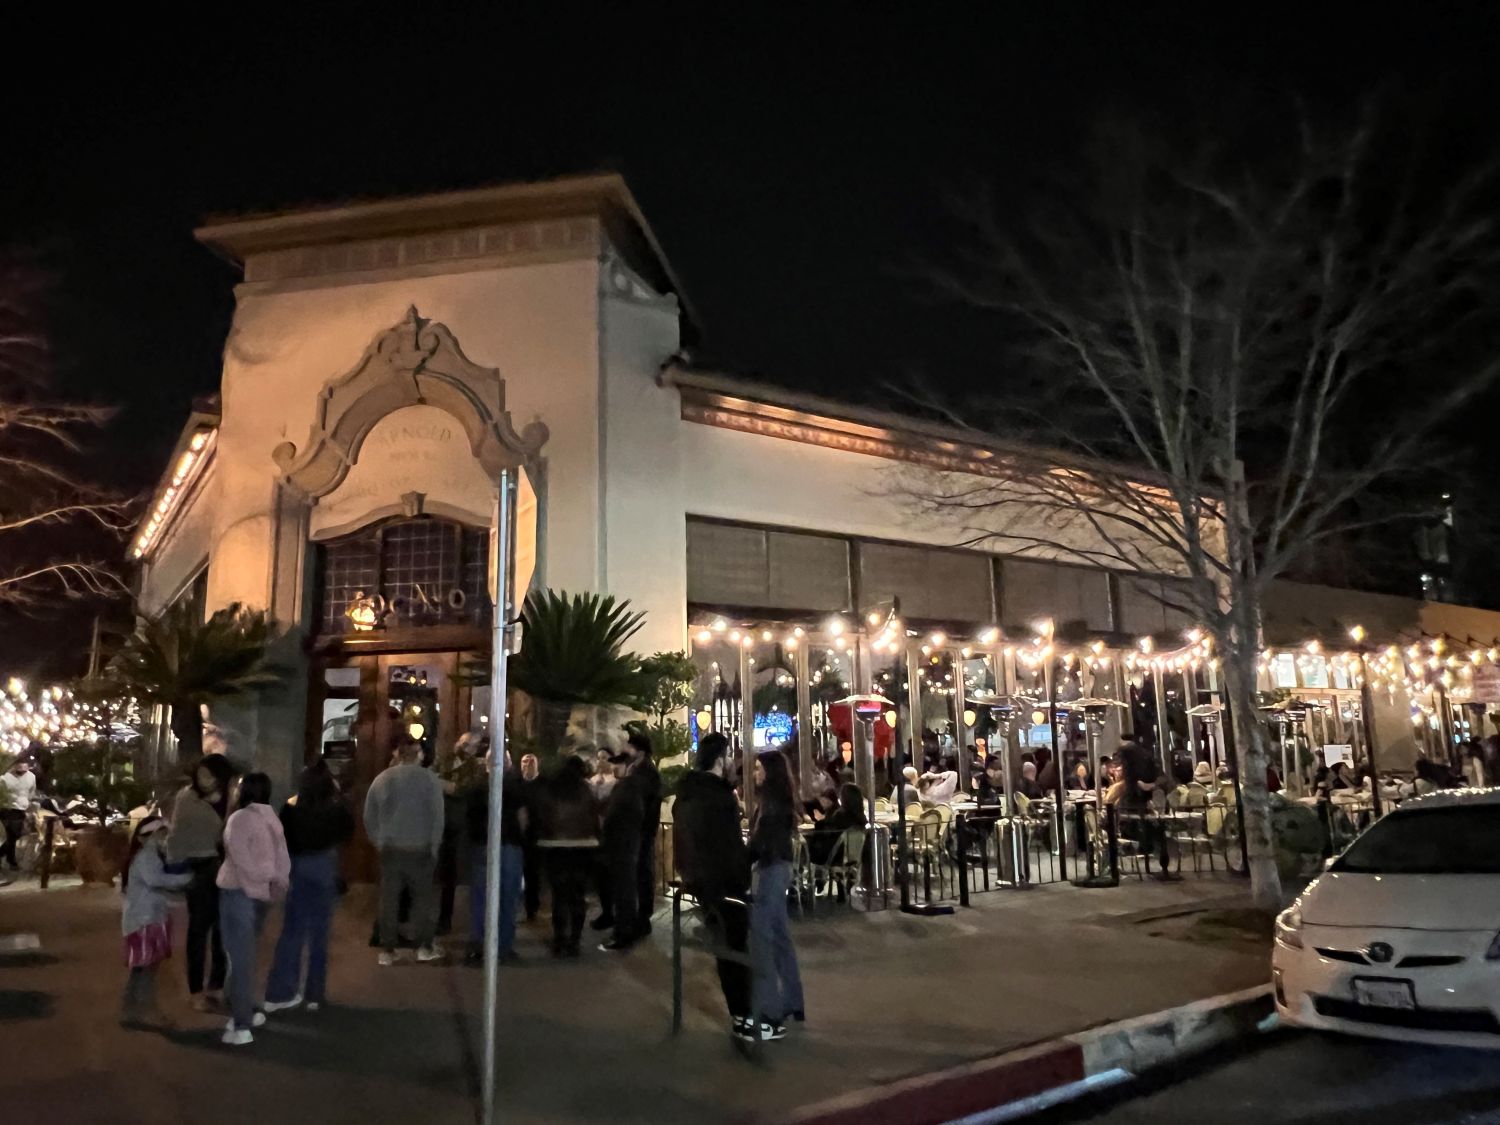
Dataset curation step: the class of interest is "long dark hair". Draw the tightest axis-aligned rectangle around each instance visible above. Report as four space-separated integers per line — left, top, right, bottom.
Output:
757 750 794 807
837 782 863 818
236 772 273 810
296 760 337 809
192 753 235 819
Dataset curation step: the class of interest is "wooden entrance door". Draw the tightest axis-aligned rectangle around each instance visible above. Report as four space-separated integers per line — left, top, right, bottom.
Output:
307 650 472 882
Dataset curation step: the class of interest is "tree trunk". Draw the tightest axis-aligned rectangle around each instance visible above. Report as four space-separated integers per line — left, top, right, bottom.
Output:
1222 646 1284 912
170 700 203 767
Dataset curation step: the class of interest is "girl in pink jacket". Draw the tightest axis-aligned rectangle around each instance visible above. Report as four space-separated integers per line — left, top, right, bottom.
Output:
217 772 290 1046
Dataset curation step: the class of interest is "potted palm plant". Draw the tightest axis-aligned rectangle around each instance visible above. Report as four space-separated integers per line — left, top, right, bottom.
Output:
508 589 646 753
110 601 284 767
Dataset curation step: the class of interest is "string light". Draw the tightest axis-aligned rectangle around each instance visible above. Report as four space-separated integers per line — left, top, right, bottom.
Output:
133 427 216 559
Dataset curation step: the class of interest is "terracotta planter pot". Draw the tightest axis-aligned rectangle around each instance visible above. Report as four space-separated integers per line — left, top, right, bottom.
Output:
74 825 130 885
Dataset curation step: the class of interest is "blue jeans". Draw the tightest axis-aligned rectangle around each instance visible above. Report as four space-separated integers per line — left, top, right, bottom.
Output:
750 861 805 1022
266 849 339 1004
219 888 268 1031
470 842 522 955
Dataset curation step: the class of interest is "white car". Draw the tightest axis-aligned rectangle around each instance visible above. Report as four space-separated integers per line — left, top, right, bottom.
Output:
1273 787 1500 1049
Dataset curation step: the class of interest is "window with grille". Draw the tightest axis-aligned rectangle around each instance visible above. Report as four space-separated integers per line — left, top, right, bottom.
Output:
316 518 491 635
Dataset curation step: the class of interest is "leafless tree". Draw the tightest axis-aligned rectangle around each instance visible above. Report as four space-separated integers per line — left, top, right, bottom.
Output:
898 107 1500 911
0 258 131 606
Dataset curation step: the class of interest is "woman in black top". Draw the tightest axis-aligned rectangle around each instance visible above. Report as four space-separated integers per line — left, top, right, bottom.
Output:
746 751 805 1042
807 783 865 866
264 761 354 1011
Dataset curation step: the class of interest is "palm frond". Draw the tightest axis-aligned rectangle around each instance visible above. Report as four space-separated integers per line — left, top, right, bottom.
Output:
509 589 647 706
110 602 286 707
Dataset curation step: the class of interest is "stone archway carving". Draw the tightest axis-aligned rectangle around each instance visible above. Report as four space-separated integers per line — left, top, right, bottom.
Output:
267 307 548 627
274 305 548 499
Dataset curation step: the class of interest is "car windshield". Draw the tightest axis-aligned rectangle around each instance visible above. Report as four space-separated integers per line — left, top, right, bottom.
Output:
1333 805 1500 875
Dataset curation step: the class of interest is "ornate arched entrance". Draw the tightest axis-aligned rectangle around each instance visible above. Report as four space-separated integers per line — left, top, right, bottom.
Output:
270 307 547 879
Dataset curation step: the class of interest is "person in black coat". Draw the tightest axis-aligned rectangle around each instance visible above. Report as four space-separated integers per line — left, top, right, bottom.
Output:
596 730 662 951
806 783 865 866
673 733 753 1034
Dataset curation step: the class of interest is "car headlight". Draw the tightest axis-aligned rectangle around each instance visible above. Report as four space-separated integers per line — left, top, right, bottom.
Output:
1275 905 1304 950
1486 930 1500 961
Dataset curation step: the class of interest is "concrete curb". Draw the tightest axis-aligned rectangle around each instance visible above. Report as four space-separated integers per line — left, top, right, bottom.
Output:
782 984 1274 1125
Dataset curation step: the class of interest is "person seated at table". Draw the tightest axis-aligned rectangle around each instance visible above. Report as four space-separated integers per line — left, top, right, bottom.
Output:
1102 758 1126 806
1017 762 1045 800
804 768 837 820
1037 754 1059 796
889 766 921 809
964 744 984 784
806 784 865 866
976 759 1006 808
1067 761 1091 792
917 767 959 804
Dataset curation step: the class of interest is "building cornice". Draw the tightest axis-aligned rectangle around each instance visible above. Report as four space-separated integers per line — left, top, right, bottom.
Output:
660 363 1176 488
195 173 693 319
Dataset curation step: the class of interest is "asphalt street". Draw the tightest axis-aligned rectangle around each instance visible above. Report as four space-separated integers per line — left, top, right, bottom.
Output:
1033 1030 1500 1125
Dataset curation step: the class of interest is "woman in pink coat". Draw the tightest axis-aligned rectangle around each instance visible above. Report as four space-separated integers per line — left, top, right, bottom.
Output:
217 772 290 1046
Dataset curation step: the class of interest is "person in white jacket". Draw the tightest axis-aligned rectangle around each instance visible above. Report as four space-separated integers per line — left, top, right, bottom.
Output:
120 814 192 1029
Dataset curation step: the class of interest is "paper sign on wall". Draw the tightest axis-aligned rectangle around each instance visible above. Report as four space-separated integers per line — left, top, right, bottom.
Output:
1322 743 1354 767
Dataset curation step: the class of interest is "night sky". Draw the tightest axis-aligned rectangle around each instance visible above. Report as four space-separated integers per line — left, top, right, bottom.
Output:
3 8 1498 677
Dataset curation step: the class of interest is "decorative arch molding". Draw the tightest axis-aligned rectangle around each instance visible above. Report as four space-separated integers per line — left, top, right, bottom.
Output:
273 305 549 498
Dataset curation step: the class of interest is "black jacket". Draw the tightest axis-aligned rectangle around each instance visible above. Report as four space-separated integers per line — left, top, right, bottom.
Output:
601 760 663 851
280 799 355 856
748 791 796 867
672 770 750 904
807 806 864 865
467 770 525 847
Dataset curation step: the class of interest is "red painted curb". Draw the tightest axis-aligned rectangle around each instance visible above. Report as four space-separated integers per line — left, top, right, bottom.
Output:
785 1040 1085 1125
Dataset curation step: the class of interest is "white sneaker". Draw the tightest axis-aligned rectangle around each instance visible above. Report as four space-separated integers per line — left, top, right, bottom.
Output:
262 994 302 1013
223 1012 267 1029
221 1028 253 1047
416 943 445 963
305 1001 320 1013
378 951 398 967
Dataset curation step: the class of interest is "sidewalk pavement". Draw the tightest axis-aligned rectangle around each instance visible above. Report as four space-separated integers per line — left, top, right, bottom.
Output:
0 874 1269 1125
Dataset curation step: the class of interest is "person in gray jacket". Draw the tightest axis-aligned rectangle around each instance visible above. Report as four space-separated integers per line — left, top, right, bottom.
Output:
364 738 446 965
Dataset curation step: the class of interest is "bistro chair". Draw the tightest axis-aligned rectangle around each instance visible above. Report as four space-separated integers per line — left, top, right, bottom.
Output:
809 828 867 902
789 832 813 915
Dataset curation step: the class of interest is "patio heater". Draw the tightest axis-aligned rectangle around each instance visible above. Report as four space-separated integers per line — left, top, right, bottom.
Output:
1259 698 1309 796
833 693 892 911
1071 697 1127 889
987 701 1028 889
1187 703 1225 774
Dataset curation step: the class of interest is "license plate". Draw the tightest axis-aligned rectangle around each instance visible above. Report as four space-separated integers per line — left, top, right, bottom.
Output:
1353 978 1415 1010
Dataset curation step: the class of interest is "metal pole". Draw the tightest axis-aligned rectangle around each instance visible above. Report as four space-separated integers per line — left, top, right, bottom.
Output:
1435 680 1457 770
1184 668 1198 766
1357 652 1383 818
795 642 813 797
901 644 922 907
953 649 971 796
482 468 517 1125
740 642 756 822
1047 659 1067 881
1152 665 1170 779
